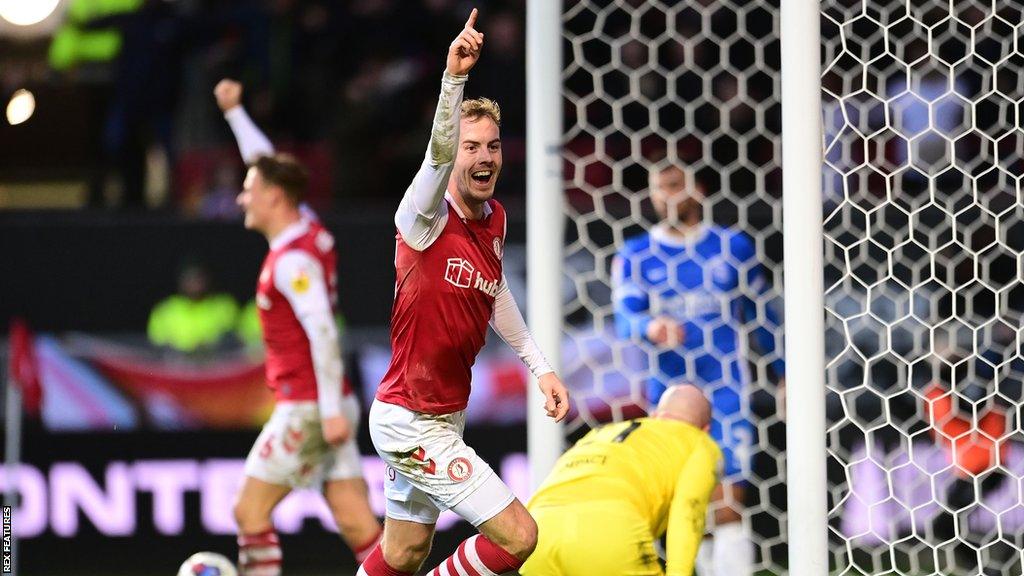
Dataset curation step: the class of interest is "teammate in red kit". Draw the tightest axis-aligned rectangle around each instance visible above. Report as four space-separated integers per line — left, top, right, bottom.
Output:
224 84 382 574
357 9 570 576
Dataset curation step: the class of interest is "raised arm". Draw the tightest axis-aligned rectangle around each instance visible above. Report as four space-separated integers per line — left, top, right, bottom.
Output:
490 276 570 422
215 79 275 164
395 9 484 251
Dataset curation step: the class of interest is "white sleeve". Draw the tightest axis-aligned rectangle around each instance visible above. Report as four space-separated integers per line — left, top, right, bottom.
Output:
489 275 554 378
273 250 344 418
394 72 467 251
224 105 275 164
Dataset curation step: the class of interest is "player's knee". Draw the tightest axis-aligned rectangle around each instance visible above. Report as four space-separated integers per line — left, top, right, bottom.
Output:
331 508 360 535
506 514 538 560
382 536 432 571
233 497 270 534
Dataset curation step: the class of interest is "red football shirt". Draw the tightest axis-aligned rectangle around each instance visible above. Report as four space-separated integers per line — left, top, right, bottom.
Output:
257 220 351 403
376 199 507 414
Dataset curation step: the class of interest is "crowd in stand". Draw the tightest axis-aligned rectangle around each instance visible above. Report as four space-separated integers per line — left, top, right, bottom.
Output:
33 0 527 212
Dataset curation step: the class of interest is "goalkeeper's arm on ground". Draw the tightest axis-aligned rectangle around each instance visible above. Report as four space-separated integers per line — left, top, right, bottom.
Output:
665 440 721 576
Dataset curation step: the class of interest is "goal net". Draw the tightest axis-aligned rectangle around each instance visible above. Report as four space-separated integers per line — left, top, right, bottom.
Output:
821 0 1024 574
560 0 787 571
554 0 1024 574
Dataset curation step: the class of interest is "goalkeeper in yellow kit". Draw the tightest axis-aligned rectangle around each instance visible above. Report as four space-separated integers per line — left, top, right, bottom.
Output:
521 384 722 576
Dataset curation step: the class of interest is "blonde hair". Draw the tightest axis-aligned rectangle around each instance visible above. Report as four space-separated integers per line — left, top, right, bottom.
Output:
461 97 501 126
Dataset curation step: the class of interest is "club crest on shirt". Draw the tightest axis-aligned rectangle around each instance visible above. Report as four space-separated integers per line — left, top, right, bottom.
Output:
492 237 503 258
291 271 310 294
447 457 473 482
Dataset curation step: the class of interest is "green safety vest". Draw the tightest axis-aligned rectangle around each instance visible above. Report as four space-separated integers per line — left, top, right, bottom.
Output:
147 294 240 353
48 0 143 70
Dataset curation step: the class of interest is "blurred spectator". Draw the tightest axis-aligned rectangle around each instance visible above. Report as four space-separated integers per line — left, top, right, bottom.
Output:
147 260 239 353
48 0 141 71
87 0 186 209
612 164 785 576
30 1 530 211
198 161 243 220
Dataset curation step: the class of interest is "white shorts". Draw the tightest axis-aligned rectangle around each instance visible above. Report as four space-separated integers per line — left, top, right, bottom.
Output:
368 399 515 527
244 396 364 488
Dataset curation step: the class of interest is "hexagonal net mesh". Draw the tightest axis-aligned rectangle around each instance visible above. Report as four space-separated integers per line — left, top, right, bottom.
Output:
560 0 787 572
822 1 1024 574
558 0 1024 574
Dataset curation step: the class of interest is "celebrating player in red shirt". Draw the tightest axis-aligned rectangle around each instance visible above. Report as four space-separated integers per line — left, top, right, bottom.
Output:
357 9 570 576
221 84 382 575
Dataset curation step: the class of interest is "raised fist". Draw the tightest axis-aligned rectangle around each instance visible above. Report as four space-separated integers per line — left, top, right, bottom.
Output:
214 79 243 113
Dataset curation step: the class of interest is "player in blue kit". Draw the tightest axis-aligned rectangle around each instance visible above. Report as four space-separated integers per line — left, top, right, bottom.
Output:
612 163 785 576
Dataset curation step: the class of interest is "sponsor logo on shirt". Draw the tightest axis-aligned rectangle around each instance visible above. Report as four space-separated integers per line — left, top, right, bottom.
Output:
654 291 721 318
444 258 475 288
564 454 607 468
444 258 499 297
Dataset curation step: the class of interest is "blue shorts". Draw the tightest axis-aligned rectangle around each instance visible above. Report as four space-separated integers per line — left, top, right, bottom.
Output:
647 368 753 480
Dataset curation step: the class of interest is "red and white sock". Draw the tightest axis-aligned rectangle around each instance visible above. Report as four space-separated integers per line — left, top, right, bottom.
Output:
426 534 523 576
355 543 413 576
353 528 384 563
237 529 282 576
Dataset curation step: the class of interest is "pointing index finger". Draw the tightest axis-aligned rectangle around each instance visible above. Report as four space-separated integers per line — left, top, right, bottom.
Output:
465 8 478 30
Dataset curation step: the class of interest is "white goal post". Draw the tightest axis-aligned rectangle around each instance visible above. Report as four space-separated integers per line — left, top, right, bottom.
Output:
779 0 828 574
525 0 566 491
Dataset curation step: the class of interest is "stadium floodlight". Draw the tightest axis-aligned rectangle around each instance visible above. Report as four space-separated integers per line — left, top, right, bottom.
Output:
0 0 60 26
6 89 35 126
